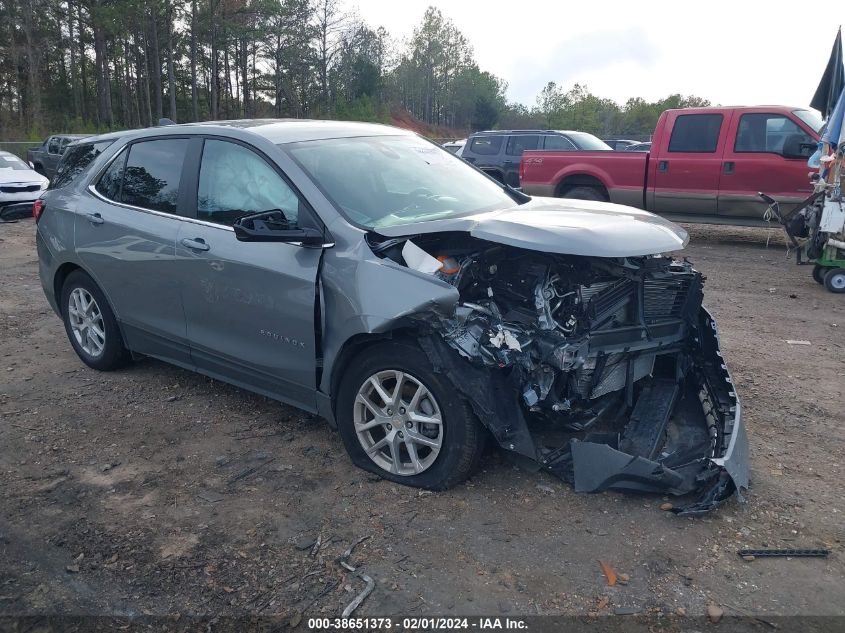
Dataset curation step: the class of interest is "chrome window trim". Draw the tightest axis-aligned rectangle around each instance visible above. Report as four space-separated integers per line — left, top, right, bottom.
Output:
87 184 235 232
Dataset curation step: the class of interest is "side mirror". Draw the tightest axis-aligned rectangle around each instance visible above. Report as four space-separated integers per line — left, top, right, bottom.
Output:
233 210 328 246
782 134 815 159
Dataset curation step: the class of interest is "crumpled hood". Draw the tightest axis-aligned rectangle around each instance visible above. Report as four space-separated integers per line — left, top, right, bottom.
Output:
375 196 689 257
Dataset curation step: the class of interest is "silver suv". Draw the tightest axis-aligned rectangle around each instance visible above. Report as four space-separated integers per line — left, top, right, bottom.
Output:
36 120 747 513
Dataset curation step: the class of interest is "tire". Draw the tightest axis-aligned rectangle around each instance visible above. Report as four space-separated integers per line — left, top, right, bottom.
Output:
33 163 44 175
336 341 484 490
823 267 845 293
561 186 607 202
60 270 130 370
812 264 826 285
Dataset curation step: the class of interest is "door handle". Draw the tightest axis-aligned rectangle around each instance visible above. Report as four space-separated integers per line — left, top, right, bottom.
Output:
723 161 735 175
180 237 210 251
87 212 104 225
658 160 669 173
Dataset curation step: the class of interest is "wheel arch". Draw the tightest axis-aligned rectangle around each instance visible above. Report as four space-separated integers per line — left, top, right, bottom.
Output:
555 174 610 199
326 327 422 425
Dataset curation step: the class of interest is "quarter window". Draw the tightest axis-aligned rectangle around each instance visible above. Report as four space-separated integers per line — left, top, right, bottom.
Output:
197 139 301 227
52 140 115 189
544 135 577 150
121 139 189 213
668 114 723 153
469 136 504 156
505 135 539 156
735 113 813 154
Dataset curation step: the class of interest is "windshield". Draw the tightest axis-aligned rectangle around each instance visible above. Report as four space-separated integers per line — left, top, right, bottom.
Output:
563 132 613 151
0 154 34 171
285 135 519 229
793 109 823 134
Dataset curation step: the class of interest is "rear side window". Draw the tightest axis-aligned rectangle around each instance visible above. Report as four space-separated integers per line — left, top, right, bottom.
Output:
506 135 539 156
668 114 723 153
51 140 115 189
94 139 189 213
469 136 503 156
121 139 189 213
544 135 577 150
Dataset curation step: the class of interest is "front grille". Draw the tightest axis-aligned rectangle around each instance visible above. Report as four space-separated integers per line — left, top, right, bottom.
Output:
0 185 40 193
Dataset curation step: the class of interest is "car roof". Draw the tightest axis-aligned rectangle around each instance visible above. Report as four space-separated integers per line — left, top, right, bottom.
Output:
73 119 416 146
470 130 583 136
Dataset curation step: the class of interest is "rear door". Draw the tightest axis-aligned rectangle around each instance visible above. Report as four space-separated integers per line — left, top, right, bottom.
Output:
503 134 539 187
650 112 727 216
77 137 194 364
463 135 505 183
175 137 322 411
718 110 816 218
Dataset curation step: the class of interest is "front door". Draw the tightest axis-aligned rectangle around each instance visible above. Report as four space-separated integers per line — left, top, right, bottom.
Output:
176 137 322 411
650 111 727 216
718 111 817 218
76 137 194 364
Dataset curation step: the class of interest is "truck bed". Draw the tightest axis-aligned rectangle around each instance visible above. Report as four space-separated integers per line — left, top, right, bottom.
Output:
521 150 649 208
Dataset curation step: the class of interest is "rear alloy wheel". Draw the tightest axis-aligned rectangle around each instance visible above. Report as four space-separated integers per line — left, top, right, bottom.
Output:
823 267 845 293
336 341 484 490
60 270 130 370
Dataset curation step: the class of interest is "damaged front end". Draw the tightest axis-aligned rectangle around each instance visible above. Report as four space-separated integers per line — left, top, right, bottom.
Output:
372 232 748 515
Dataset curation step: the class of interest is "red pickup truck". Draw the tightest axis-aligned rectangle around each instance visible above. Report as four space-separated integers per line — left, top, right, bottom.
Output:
519 106 823 224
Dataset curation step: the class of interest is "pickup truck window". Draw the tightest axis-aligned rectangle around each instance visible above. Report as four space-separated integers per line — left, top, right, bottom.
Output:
668 114 723 153
469 136 504 156
735 113 813 154
544 135 577 150
506 135 539 156
47 137 60 154
793 109 823 134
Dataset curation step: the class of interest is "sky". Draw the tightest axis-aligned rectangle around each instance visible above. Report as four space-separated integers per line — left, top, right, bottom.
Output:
349 0 838 111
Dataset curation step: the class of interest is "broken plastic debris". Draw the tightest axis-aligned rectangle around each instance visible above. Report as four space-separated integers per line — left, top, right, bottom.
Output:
402 240 442 274
598 560 617 586
489 327 522 351
785 340 811 345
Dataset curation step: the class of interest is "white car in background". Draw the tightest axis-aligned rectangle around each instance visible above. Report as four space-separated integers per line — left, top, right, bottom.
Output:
442 138 466 156
0 150 48 221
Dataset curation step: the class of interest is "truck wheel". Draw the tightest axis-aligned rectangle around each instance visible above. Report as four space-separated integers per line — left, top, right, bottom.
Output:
336 341 485 490
823 268 845 293
812 264 826 284
561 186 607 202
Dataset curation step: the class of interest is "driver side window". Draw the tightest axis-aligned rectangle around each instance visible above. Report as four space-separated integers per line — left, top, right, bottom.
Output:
197 139 300 227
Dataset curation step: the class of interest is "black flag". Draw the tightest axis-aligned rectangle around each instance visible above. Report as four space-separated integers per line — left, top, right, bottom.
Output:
811 27 844 119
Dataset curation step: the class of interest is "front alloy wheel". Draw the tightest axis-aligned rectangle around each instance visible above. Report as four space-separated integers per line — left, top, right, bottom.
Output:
354 370 443 476
336 341 484 490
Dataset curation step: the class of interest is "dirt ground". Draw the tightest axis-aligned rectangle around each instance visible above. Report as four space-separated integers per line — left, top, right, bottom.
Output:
1 218 843 623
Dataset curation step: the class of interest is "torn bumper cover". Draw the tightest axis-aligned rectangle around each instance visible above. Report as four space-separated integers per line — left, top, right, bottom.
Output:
422 308 747 515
